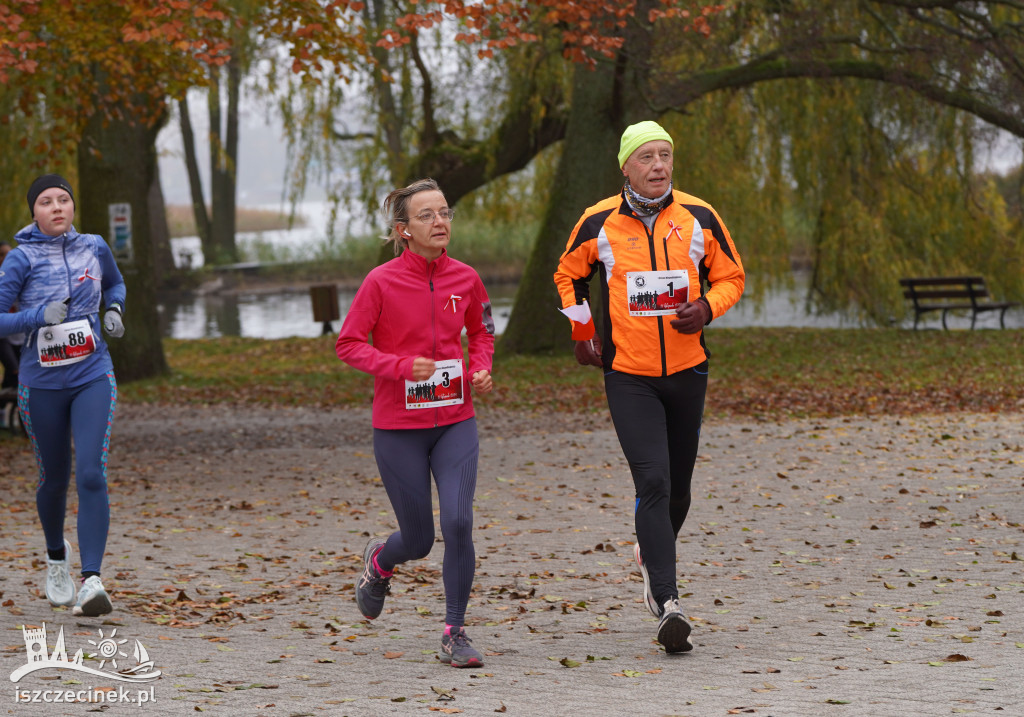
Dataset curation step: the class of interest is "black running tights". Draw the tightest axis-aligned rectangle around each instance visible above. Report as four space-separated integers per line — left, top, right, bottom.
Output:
604 363 707 606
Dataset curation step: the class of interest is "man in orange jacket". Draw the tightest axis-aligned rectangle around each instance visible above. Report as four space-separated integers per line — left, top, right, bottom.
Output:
553 120 745 653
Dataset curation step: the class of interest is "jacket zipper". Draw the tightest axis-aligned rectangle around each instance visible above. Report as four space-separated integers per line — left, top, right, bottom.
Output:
640 216 669 377
61 234 73 388
62 234 73 308
429 262 438 427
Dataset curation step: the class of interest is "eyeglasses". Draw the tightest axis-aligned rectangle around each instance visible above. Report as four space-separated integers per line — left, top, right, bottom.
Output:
411 208 455 224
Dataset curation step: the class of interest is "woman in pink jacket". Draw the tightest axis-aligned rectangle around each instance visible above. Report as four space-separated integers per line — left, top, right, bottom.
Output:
336 178 494 668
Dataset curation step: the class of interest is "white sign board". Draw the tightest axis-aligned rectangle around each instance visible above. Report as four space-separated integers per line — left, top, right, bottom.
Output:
108 203 133 263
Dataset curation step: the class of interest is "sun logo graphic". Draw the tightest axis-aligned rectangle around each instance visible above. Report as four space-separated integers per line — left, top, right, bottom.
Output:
9 623 160 683
88 628 129 671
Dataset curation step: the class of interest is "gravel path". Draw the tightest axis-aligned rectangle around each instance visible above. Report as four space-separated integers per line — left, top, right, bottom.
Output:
1 404 1021 716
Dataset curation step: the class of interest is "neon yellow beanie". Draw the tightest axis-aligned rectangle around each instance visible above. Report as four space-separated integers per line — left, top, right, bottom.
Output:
617 121 674 168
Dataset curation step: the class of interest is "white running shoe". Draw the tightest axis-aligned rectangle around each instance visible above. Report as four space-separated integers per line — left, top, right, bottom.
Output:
634 543 660 617
45 539 76 607
72 575 112 617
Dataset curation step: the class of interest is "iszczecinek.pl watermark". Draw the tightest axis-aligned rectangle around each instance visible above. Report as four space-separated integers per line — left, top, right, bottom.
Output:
14 684 155 705
10 622 160 705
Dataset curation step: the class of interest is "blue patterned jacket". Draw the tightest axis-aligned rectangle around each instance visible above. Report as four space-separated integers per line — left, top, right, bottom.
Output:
0 223 126 389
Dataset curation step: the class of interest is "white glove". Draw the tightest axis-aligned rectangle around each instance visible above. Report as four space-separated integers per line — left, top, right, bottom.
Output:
103 309 125 338
43 300 68 325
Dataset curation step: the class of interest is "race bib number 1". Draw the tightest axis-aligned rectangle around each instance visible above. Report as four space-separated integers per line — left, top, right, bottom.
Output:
405 358 465 410
38 318 96 367
626 270 689 316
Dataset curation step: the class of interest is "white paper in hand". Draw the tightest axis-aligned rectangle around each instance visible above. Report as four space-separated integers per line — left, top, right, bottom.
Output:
558 299 592 324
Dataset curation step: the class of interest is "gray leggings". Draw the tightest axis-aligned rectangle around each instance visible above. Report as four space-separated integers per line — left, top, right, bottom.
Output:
372 417 479 626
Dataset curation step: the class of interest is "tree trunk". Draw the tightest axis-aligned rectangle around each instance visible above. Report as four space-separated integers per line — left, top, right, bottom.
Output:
148 165 175 286
499 0 655 355
78 107 169 382
498 63 628 355
178 95 211 254
222 51 240 258
209 51 240 264
207 67 238 264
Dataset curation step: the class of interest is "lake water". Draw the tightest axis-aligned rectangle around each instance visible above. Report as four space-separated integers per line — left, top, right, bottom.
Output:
163 209 1021 337
159 278 1022 339
157 283 521 339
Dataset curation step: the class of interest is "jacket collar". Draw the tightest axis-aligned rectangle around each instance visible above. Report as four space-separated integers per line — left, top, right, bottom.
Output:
400 247 450 273
14 222 79 244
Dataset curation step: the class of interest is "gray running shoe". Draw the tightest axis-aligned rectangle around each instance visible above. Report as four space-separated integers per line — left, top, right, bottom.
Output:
634 543 659 617
45 539 76 607
657 598 693 653
72 576 112 617
440 627 484 668
355 537 391 619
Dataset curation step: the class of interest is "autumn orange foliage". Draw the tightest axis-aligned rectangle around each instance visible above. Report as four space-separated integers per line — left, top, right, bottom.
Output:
378 1 721 64
0 0 235 159
0 1 371 155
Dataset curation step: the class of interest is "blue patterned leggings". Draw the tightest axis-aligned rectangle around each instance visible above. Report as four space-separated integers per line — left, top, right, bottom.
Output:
18 372 116 575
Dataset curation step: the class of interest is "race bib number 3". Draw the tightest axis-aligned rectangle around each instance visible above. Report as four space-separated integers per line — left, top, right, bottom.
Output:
405 358 465 410
626 270 689 316
38 318 96 367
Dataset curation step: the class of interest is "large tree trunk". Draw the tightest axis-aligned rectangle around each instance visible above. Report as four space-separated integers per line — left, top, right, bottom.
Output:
78 107 169 382
499 66 632 354
499 2 655 355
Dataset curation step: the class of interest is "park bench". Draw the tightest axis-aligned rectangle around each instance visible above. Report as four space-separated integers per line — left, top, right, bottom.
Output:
899 276 1018 329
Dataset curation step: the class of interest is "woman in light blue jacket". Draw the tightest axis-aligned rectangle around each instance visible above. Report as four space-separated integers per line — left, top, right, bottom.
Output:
0 174 126 617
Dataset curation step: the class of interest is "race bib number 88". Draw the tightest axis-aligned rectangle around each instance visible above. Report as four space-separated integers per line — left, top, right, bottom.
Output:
38 318 96 367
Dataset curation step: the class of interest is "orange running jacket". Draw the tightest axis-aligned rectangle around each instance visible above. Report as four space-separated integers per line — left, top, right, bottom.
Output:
553 189 745 377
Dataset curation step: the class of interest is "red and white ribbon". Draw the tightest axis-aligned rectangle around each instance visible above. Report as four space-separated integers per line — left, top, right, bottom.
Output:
665 220 685 243
444 294 462 313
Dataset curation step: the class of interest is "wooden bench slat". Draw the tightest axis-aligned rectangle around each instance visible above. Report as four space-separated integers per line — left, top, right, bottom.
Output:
902 290 986 301
899 276 984 287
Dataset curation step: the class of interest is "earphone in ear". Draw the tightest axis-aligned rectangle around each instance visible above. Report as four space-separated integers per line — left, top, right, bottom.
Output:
402 230 411 237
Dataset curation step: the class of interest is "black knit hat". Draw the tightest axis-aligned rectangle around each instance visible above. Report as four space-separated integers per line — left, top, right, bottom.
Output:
27 174 75 216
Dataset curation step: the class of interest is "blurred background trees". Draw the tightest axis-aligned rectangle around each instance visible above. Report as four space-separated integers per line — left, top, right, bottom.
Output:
2 0 1023 374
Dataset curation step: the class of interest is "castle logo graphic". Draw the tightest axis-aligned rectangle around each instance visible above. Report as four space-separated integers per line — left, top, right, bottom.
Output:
10 623 161 683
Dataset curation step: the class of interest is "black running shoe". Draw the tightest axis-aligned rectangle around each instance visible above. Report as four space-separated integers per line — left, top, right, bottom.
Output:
440 627 484 668
355 537 391 619
657 598 693 653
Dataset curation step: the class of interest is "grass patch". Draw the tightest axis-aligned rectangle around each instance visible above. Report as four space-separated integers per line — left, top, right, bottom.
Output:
117 329 1024 419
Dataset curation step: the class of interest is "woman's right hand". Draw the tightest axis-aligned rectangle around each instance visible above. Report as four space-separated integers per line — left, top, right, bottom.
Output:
43 299 69 325
411 357 437 381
